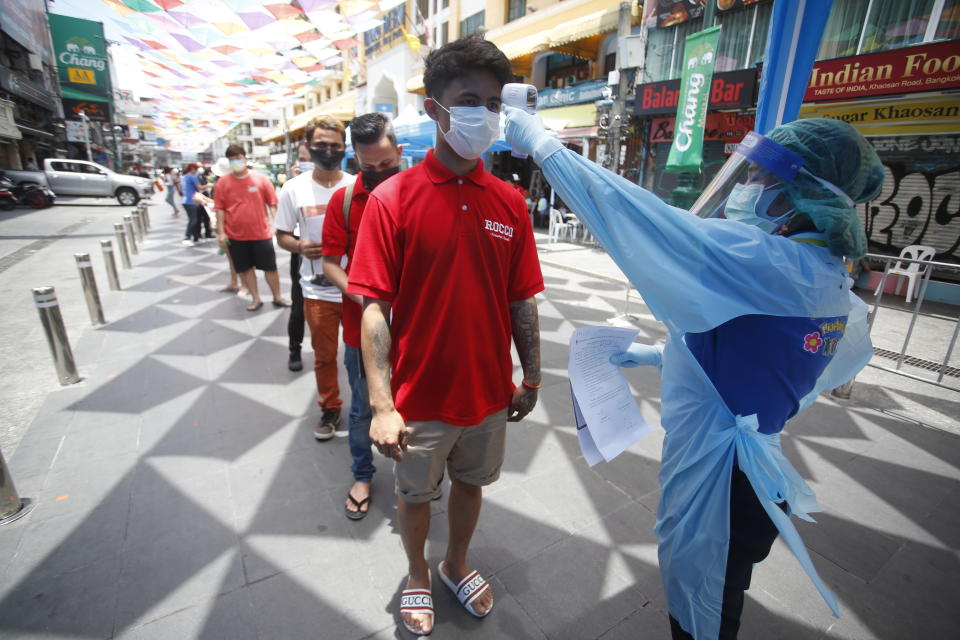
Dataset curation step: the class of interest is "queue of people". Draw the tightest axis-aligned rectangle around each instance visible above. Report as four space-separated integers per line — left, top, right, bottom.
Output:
144 32 882 640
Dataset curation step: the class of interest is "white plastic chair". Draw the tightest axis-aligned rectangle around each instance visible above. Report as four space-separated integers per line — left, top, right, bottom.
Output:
875 244 935 303
563 211 582 242
548 207 572 243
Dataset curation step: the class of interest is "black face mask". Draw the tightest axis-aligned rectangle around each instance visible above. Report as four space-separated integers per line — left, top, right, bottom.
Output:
308 147 344 170
362 165 400 191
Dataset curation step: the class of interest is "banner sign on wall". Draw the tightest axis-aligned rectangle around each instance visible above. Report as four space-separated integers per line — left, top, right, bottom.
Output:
537 79 608 109
656 1 706 29
651 112 755 144
666 26 722 173
716 0 763 12
62 98 110 122
634 68 756 115
805 40 960 103
799 95 960 137
48 14 113 121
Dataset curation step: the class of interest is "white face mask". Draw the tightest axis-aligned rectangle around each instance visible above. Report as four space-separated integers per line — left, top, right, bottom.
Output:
725 182 792 233
433 100 500 160
298 161 315 173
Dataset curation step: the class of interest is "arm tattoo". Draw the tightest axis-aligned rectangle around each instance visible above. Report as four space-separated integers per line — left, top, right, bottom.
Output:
509 297 541 384
371 317 392 380
362 300 395 412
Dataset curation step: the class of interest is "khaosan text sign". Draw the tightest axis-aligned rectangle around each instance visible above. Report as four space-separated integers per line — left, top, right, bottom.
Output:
666 26 722 174
805 40 960 102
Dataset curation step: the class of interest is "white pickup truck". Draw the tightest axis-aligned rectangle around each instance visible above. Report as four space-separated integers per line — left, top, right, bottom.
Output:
2 159 153 205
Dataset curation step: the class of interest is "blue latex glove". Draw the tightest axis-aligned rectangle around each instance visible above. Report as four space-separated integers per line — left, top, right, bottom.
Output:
609 343 663 370
503 105 563 165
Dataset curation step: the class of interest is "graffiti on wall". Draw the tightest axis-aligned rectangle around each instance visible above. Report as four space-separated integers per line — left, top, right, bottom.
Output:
863 135 960 263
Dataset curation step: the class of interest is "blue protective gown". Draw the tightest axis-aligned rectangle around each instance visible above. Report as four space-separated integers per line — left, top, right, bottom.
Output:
539 149 873 640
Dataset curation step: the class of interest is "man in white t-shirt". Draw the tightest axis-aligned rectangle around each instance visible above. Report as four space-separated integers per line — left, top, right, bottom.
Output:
275 116 354 440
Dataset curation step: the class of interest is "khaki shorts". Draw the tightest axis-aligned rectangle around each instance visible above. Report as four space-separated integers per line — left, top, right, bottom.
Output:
395 408 509 503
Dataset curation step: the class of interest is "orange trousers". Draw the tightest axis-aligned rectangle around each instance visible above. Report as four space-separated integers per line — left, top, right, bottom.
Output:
304 298 342 411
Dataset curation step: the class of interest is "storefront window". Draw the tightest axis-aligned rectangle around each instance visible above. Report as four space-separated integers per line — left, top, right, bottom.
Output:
748 1 772 66
460 10 485 36
936 0 960 39
818 0 956 59
643 18 704 82
714 2 771 72
545 53 591 89
508 0 526 23
861 0 936 53
818 0 870 59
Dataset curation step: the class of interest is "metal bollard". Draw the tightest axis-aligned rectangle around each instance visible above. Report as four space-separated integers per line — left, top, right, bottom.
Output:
113 223 132 269
74 253 106 325
831 379 855 400
123 215 138 255
0 448 35 526
141 203 151 230
32 286 81 385
101 240 121 290
131 211 144 243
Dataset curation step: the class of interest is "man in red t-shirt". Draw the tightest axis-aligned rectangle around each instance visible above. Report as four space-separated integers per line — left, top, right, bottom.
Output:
214 144 289 311
347 35 543 636
322 112 403 521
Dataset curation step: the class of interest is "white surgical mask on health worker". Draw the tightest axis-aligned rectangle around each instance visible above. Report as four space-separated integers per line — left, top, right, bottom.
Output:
725 182 792 233
432 100 501 160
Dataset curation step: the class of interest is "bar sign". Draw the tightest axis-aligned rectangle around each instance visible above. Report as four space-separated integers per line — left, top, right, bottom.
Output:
68 68 95 84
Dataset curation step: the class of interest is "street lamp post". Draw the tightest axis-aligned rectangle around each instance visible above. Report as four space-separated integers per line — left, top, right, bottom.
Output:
79 110 93 162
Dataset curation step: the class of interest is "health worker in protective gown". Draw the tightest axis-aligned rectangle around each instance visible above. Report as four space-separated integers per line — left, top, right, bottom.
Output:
503 110 884 640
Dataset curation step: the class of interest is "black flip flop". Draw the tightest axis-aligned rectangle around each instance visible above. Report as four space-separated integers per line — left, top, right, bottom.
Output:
345 493 371 520
246 301 264 312
272 299 292 308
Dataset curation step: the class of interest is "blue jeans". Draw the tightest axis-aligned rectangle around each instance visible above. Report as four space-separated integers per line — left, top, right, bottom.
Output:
344 344 374 482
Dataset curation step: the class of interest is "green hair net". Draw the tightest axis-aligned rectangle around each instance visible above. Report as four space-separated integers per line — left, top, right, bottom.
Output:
768 118 884 259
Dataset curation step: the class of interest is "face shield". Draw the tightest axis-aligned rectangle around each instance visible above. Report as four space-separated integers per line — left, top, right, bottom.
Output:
690 131 806 232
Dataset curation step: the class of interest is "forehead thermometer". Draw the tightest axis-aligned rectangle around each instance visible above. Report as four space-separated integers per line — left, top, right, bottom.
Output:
501 83 538 159
501 83 537 113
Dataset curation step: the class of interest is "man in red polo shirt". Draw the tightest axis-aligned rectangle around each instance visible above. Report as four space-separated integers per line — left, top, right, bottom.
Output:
321 112 403 521
348 35 543 636
214 144 289 311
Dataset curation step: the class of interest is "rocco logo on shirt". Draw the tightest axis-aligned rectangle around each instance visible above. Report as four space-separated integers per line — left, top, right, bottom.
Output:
483 219 514 242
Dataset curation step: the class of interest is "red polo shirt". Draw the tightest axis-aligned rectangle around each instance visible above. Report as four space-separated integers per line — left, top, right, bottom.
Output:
347 150 544 426
321 174 370 348
213 171 277 241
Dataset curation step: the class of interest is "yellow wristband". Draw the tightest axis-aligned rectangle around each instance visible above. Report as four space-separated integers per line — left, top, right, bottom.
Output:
521 380 541 391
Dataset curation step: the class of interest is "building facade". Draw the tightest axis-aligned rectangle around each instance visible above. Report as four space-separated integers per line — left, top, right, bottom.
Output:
0 0 62 169
634 0 960 264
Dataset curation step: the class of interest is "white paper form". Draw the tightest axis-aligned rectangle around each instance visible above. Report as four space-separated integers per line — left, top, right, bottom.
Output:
568 326 653 466
304 214 326 276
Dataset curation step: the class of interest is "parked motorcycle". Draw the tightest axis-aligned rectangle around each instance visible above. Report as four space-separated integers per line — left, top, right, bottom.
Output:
0 171 55 210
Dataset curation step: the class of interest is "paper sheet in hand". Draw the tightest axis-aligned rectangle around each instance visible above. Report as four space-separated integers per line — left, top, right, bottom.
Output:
304 214 325 276
569 326 653 465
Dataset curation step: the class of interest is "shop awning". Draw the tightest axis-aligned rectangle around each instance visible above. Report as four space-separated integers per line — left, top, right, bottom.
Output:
539 103 598 130
60 86 110 103
264 90 356 142
407 0 624 94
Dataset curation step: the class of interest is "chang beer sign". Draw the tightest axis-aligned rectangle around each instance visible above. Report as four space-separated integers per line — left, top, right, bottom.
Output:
666 26 721 173
48 14 112 103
